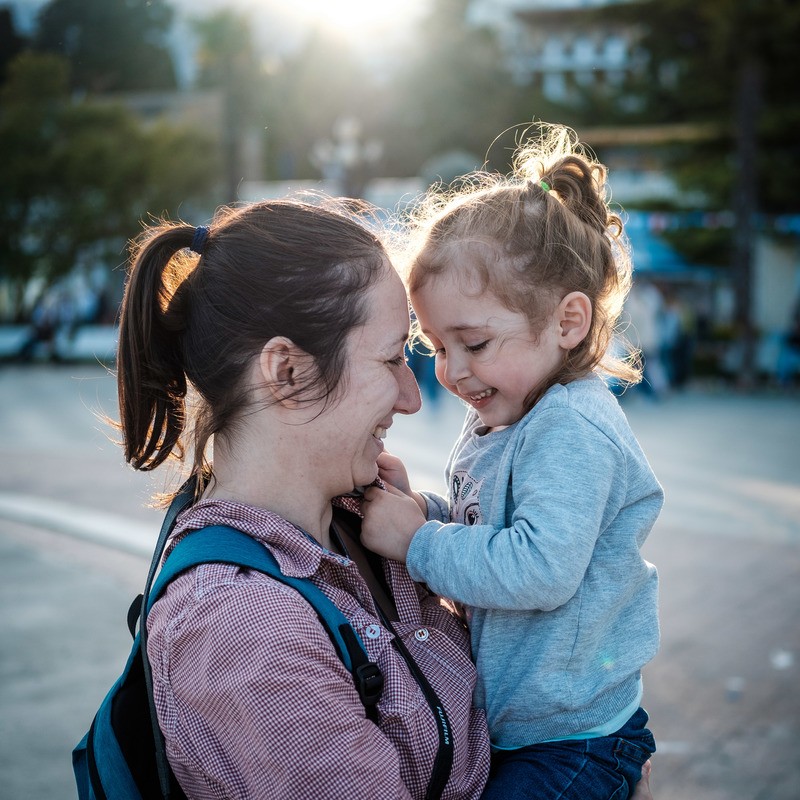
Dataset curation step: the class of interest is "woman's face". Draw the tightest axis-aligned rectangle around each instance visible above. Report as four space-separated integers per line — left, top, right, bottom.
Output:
317 265 421 495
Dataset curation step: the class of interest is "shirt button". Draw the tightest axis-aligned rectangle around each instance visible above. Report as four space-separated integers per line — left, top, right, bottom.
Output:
414 628 429 642
365 624 381 639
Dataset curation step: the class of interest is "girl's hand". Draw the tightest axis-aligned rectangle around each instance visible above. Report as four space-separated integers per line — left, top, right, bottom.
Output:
377 452 427 514
361 483 427 563
631 760 653 800
376 451 411 494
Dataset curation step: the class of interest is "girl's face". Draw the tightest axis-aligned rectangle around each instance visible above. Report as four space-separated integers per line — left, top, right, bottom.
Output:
316 265 421 494
411 271 565 430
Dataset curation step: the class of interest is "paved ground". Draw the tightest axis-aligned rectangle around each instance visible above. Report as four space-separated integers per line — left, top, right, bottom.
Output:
0 365 798 799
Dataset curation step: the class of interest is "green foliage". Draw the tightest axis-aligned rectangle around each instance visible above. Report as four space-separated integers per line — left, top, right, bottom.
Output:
191 9 270 199
261 29 374 180
660 228 732 268
0 52 217 319
34 0 176 91
256 0 527 181
376 0 521 177
0 7 27 84
606 0 800 215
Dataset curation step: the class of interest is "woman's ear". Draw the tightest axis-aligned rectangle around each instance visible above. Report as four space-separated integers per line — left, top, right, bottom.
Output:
258 336 310 406
557 292 592 350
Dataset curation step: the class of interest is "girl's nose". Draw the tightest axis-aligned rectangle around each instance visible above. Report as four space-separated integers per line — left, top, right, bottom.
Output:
442 352 469 387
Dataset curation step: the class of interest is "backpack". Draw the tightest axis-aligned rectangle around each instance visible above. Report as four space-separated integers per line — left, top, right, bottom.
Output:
72 483 384 800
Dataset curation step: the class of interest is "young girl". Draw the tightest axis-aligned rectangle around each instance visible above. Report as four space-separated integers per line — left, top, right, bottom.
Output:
362 126 662 800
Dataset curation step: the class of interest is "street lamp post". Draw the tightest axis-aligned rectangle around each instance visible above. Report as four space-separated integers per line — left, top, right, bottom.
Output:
311 116 382 199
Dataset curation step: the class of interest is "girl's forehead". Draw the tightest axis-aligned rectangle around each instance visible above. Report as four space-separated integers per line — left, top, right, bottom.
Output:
413 275 496 325
414 262 487 301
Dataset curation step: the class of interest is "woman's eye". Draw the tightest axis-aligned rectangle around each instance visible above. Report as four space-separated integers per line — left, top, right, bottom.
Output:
388 354 407 366
466 340 489 353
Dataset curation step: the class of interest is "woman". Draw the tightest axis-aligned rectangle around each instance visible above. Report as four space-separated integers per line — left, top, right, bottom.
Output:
117 199 490 798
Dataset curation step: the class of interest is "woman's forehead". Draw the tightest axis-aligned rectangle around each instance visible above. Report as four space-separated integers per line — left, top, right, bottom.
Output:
363 268 410 332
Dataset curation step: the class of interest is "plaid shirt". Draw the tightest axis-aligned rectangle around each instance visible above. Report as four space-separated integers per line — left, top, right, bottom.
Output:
147 497 489 799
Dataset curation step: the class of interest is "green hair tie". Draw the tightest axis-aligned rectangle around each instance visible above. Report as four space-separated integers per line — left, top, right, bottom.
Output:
539 180 551 193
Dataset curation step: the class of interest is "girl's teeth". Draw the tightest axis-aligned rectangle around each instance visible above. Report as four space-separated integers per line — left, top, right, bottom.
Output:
469 389 494 401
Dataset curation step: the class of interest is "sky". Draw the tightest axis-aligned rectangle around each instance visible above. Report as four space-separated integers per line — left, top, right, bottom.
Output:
6 0 433 89
6 0 432 56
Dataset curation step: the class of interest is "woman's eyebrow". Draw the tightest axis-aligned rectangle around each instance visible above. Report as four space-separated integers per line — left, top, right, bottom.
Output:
387 332 409 350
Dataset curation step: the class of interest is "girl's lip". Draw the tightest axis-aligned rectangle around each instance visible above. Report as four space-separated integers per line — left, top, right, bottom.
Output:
462 387 496 407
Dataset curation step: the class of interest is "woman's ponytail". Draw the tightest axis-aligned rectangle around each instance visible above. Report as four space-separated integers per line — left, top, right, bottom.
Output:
117 224 196 471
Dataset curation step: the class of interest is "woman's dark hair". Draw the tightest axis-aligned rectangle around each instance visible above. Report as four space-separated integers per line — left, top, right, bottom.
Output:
117 199 389 485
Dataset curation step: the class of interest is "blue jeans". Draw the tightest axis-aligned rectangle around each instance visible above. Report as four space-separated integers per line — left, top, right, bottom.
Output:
481 707 655 800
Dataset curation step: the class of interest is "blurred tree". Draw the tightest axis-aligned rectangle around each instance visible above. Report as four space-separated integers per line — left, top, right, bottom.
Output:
377 0 522 177
192 8 266 201
595 0 800 384
0 7 27 84
232 2 524 186
0 52 217 320
261 28 376 183
34 0 176 92
605 0 799 211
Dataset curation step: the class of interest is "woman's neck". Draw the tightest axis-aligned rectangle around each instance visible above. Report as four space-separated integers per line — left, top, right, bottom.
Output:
206 434 334 547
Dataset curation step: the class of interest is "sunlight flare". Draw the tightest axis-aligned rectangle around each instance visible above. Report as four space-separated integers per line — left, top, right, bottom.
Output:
288 0 425 40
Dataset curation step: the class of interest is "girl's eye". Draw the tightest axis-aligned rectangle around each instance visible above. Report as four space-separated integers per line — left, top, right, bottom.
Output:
466 340 489 353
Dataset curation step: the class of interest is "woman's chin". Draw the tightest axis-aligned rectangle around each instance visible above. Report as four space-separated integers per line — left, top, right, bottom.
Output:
356 465 380 490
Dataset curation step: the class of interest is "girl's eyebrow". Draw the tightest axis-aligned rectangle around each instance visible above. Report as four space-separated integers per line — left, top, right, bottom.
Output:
420 322 485 337
445 323 488 333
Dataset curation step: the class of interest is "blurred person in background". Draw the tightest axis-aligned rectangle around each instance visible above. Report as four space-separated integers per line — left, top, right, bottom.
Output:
660 288 696 390
624 278 670 399
776 293 800 387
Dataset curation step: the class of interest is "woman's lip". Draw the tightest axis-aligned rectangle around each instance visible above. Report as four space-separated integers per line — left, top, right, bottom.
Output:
373 420 394 439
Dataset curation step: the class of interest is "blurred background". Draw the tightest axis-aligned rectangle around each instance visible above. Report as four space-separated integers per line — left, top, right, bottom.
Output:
0 1 798 799
1 0 799 383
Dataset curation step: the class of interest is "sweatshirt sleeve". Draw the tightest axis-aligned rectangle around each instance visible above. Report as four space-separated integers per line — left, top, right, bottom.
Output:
420 490 450 522
405 407 625 611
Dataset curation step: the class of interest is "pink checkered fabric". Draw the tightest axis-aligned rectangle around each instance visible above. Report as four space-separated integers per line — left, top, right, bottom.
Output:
147 498 490 799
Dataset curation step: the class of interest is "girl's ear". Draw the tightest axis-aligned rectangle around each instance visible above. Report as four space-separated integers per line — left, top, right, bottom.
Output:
257 337 312 406
557 291 592 350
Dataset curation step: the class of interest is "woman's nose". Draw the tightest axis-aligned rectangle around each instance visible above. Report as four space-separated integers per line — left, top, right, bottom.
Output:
395 362 422 415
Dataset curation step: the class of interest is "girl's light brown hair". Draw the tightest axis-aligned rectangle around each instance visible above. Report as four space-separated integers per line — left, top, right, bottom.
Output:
405 123 640 409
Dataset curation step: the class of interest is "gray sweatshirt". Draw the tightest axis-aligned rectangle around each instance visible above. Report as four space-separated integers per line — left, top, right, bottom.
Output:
408 374 663 747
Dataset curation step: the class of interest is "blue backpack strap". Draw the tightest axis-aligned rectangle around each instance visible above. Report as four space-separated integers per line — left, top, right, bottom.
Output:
139 478 197 800
151 525 383 711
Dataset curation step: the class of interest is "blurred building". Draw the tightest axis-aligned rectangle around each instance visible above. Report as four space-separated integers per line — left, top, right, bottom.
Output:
469 0 642 105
